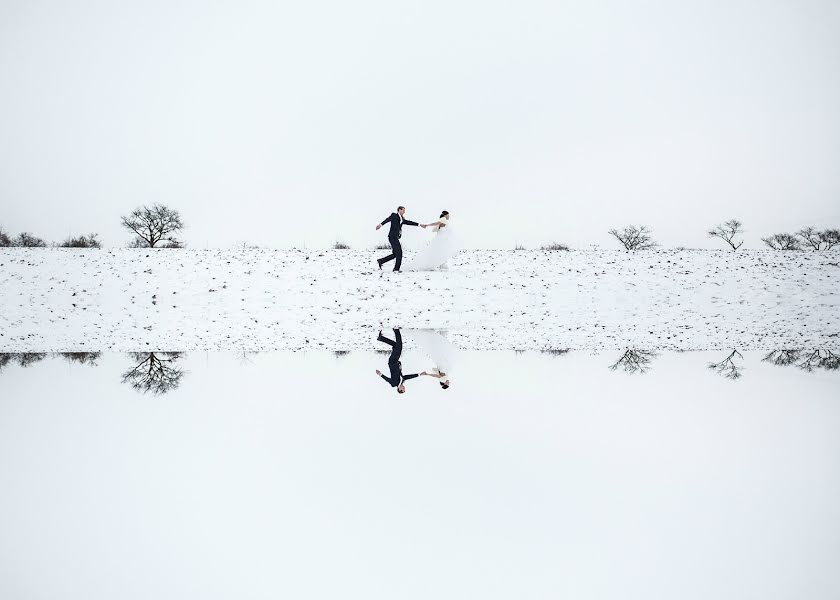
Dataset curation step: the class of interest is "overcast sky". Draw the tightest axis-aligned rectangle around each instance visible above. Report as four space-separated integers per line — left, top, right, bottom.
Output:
1 0 839 249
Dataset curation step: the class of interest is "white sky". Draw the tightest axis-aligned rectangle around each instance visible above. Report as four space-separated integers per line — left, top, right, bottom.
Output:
1 351 840 598
1 0 839 249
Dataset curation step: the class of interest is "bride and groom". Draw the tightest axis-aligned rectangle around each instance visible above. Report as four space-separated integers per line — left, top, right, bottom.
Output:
375 206 457 271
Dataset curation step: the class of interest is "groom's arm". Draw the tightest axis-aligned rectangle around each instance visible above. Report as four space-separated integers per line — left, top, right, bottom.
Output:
403 219 419 227
402 373 419 381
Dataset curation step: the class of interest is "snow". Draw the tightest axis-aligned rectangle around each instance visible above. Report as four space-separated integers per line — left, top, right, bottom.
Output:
1 248 838 352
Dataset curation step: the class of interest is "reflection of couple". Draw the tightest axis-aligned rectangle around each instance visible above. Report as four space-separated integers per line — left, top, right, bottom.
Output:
375 206 457 272
375 328 453 393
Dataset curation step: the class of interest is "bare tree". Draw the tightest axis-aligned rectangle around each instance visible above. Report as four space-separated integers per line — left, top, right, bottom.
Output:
820 228 840 250
60 233 102 248
332 241 351 249
609 349 657 374
121 352 185 395
121 204 185 248
708 219 744 251
608 226 658 251
13 232 47 247
0 226 11 247
796 226 823 251
708 349 744 380
761 233 801 250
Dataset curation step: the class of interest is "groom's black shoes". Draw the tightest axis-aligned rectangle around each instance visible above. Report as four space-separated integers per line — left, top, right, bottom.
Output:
377 259 383 270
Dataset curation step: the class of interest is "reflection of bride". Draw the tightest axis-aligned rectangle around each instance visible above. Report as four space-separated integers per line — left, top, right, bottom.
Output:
403 329 456 390
409 211 459 271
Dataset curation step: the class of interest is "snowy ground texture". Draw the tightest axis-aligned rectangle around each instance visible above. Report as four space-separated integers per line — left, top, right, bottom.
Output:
1 248 838 352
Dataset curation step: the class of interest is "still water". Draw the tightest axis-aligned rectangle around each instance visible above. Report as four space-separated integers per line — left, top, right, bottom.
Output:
1 348 839 599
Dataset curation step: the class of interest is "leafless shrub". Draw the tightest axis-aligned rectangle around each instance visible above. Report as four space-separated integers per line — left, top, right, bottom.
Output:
609 349 657 374
0 352 47 371
540 242 569 251
708 219 744 251
12 232 47 247
121 352 185 395
708 349 744 380
796 227 840 251
60 233 102 248
333 350 351 358
540 348 570 356
514 244 527 251
374 243 391 250
608 225 658 251
0 227 11 247
332 241 351 249
121 204 185 248
58 351 102 366
761 233 801 250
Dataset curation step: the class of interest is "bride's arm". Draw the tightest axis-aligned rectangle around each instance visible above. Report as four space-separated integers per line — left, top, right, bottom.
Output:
424 220 446 228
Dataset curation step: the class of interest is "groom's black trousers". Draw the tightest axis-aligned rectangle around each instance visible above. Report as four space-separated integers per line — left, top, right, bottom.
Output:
379 236 402 271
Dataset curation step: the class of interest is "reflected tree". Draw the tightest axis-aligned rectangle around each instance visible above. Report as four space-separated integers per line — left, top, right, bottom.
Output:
609 349 657 374
121 352 186 395
796 350 839 372
708 349 744 380
0 352 48 372
59 352 102 367
763 349 839 372
762 349 801 367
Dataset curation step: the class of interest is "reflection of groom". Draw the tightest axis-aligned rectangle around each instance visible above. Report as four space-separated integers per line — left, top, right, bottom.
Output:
376 206 426 272
376 329 419 394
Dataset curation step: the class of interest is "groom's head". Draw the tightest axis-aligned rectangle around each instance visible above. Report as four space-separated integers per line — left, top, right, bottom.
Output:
397 206 405 216
397 384 406 393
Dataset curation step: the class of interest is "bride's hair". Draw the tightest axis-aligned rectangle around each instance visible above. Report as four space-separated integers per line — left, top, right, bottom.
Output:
439 210 449 218
440 381 449 390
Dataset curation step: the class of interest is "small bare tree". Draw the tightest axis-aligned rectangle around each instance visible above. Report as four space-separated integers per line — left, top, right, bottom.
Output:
60 233 101 248
332 241 351 249
121 204 185 248
819 228 840 250
0 226 11 247
609 349 657 374
608 226 657 251
707 219 744 251
121 352 185 395
761 233 801 250
13 232 47 247
796 226 823 251
708 349 744 380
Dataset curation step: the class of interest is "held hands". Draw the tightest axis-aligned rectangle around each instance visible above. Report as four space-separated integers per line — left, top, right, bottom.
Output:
376 369 382 376
376 224 381 230
420 224 427 229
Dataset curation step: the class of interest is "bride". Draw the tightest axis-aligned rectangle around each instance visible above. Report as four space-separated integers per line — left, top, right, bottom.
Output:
409 210 459 271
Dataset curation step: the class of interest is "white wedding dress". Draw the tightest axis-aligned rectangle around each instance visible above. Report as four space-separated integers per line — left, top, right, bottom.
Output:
403 329 456 377
409 215 459 271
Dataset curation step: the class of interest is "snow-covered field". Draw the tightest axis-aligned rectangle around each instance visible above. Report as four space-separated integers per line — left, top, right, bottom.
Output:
1 248 838 352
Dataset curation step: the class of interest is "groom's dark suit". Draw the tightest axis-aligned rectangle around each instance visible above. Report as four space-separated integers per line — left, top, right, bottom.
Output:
378 213 419 271
377 329 419 388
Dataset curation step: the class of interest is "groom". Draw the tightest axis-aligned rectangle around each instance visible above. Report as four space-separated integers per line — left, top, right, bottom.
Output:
375 206 426 271
376 329 419 393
